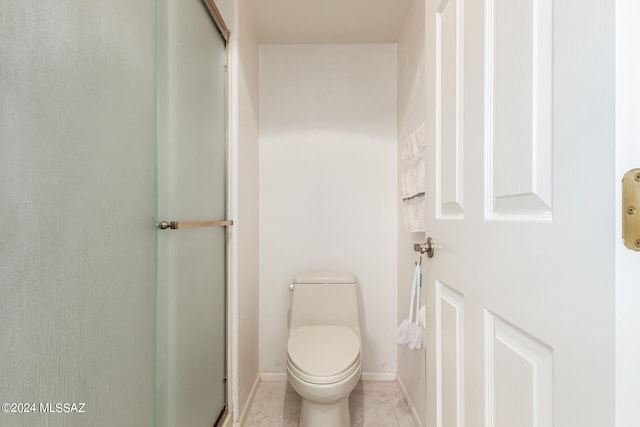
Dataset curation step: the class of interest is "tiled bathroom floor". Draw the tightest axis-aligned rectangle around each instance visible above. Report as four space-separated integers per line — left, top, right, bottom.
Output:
243 380 417 427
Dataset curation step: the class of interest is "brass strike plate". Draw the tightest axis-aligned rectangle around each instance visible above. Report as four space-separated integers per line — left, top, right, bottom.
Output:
622 168 640 251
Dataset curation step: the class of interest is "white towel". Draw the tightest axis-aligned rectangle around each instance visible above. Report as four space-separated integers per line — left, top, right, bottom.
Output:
402 195 426 232
401 122 427 232
402 122 426 167
401 164 426 199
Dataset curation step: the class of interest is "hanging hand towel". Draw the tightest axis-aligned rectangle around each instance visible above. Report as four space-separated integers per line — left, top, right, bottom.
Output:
401 122 426 232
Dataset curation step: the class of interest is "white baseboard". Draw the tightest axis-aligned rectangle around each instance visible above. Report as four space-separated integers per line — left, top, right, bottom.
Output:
260 372 288 382
233 374 261 427
259 371 396 382
361 371 397 381
396 374 424 427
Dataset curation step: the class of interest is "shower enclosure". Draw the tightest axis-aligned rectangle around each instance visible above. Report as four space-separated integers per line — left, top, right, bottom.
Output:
0 1 229 426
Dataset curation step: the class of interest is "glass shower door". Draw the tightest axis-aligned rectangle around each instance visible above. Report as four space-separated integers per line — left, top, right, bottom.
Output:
1 3 157 426
156 0 228 425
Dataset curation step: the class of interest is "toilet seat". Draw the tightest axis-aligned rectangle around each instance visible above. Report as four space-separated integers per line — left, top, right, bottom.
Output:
287 325 361 385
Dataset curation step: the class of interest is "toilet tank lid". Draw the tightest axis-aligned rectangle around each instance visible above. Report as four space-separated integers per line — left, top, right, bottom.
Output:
293 271 356 284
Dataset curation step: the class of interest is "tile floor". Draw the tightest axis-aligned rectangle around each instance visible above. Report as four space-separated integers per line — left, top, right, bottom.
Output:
243 380 417 427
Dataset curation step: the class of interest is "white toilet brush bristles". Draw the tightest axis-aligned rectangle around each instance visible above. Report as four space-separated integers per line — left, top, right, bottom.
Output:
395 317 413 345
395 262 423 350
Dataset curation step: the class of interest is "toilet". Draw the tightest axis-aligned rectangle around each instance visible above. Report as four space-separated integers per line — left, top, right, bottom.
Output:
286 271 362 427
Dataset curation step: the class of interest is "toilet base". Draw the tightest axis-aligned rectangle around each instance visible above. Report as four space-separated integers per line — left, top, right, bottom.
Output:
287 359 360 427
300 396 351 427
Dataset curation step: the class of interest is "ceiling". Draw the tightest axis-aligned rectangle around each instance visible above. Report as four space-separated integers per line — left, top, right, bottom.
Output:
246 0 414 44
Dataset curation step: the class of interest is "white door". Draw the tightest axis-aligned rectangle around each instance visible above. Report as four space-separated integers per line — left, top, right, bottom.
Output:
424 0 615 426
615 0 640 425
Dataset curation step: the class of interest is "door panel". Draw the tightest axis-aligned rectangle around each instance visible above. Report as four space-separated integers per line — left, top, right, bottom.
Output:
435 0 464 219
436 281 465 427
426 0 615 425
485 0 552 218
156 0 228 425
485 312 552 427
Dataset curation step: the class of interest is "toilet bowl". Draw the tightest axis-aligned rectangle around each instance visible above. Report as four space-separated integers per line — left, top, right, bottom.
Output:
286 272 362 427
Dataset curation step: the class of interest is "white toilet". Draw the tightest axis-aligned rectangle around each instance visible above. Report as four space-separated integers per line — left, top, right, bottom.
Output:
286 271 362 427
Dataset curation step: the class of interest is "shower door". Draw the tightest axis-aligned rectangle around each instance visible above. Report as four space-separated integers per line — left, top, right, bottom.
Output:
156 0 229 425
1 2 157 426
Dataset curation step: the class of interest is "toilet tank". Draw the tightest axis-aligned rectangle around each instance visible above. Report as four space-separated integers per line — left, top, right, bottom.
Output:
289 272 360 333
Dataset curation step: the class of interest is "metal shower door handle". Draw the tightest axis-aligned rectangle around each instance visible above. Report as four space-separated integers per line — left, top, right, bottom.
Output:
158 220 233 230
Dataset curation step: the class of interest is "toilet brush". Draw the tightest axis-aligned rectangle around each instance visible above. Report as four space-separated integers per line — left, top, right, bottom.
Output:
395 263 422 347
408 266 423 350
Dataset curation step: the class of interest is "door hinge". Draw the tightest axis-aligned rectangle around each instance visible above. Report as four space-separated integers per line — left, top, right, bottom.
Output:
622 168 640 251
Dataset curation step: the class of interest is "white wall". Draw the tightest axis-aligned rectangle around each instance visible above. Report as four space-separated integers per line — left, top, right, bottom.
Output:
396 0 427 425
259 44 398 376
228 0 261 423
